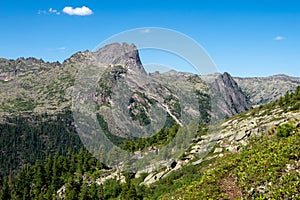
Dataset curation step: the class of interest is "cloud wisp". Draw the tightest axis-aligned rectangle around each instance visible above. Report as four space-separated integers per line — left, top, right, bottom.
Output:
49 8 60 15
38 8 60 15
63 6 93 16
274 36 286 41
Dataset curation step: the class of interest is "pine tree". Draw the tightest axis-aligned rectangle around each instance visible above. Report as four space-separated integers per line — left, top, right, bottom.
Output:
79 183 89 200
65 177 78 200
121 172 138 200
126 184 138 200
44 154 53 186
32 160 45 197
98 184 104 200
88 183 99 199
51 154 60 190
0 177 11 200
22 186 30 200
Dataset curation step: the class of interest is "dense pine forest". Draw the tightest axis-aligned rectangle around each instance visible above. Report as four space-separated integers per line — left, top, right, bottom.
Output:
0 111 83 177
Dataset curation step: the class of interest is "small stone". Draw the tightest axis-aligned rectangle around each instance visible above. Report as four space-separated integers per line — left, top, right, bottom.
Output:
232 119 238 124
239 140 247 146
227 145 239 153
213 147 223 153
191 159 203 166
235 131 247 141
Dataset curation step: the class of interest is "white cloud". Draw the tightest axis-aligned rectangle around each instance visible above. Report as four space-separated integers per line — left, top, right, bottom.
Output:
58 47 66 50
274 36 286 41
49 8 60 15
63 6 93 16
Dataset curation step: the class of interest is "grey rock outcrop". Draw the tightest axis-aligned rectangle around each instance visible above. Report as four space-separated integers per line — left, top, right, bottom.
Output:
202 72 252 120
0 57 60 81
93 43 146 74
234 74 300 105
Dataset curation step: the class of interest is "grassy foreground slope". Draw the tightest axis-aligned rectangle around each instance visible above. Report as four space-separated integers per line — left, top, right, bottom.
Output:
162 123 300 199
161 87 300 199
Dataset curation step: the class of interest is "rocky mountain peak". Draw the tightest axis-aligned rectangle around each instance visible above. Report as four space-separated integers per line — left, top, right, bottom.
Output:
62 43 146 74
215 72 251 115
201 72 251 119
217 72 239 89
93 43 146 74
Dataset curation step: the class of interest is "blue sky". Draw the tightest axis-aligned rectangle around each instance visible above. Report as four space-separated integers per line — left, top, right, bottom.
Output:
0 0 299 77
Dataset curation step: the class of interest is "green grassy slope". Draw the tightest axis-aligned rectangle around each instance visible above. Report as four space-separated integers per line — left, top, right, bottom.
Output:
162 122 300 199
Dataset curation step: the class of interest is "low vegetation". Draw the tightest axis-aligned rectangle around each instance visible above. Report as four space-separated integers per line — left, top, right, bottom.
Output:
163 122 300 199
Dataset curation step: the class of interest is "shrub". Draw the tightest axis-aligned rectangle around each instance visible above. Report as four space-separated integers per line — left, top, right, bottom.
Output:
276 122 296 138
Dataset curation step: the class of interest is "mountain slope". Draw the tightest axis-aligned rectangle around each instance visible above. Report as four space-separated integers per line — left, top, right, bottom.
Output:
1 86 299 200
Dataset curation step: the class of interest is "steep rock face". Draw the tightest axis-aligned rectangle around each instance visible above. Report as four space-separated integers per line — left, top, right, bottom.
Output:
202 72 251 119
93 43 146 74
215 72 251 115
62 43 146 74
234 74 300 105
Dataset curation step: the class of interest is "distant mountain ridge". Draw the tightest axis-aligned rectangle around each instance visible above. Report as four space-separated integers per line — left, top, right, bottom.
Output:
234 74 300 105
0 43 299 120
0 57 60 81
